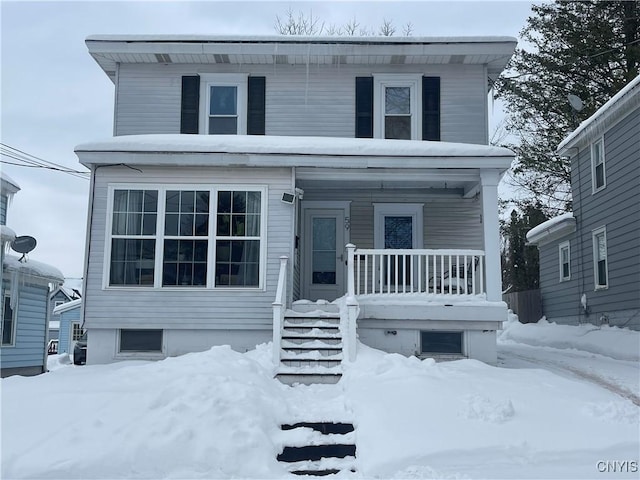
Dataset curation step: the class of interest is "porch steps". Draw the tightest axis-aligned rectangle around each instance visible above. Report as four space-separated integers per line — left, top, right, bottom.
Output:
277 422 357 476
277 310 345 385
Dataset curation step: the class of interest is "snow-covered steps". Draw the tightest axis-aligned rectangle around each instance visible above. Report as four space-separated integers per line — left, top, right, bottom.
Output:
277 422 357 476
277 309 346 385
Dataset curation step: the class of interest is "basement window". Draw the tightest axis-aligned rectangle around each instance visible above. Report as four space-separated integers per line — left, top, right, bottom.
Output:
119 329 163 352
420 331 463 355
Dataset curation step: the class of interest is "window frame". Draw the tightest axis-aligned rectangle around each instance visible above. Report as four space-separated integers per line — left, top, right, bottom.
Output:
373 74 422 140
592 226 608 290
104 184 267 291
2 294 16 347
558 241 571 282
199 73 248 135
53 300 65 316
420 330 464 355
70 322 84 342
118 329 163 354
591 138 606 193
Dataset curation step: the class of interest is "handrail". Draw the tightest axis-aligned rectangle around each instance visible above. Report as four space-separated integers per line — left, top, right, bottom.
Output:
272 256 288 366
352 248 485 296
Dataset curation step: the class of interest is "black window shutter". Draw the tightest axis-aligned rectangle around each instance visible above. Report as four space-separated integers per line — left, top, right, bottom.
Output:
355 77 374 138
247 76 266 135
180 76 200 134
422 76 440 141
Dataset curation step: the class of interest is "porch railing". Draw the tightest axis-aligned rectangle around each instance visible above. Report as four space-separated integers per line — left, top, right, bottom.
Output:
272 256 288 365
347 245 485 296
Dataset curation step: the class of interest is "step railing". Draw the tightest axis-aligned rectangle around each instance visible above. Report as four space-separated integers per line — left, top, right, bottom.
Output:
272 256 288 365
347 245 485 296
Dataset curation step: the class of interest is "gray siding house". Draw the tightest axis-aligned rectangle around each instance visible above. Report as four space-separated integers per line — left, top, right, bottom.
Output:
1 173 65 377
76 36 516 380
527 75 640 330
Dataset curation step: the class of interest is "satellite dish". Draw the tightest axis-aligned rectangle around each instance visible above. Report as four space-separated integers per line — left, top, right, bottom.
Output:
11 235 37 254
568 94 584 112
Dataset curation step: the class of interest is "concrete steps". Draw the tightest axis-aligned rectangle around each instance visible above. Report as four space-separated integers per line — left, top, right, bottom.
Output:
276 308 345 385
277 422 356 476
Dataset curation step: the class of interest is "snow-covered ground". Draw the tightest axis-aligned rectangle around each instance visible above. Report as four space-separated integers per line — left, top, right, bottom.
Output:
2 317 638 479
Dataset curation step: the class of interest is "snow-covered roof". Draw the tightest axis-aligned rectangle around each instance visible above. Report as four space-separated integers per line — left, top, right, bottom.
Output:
4 255 65 283
85 35 517 85
53 298 82 315
526 212 576 246
0 225 17 243
1 171 20 194
558 75 640 154
76 134 514 170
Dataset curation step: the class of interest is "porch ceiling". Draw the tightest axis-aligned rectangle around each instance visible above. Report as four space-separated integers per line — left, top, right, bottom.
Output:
295 167 480 194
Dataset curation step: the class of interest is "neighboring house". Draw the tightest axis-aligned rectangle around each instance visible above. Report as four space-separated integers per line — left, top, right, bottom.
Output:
1 172 65 377
53 299 82 354
527 75 640 330
49 286 81 341
75 35 516 380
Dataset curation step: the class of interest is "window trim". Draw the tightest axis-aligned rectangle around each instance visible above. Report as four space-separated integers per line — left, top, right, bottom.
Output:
373 74 422 140
559 241 571 282
420 330 464 355
2 294 16 347
117 329 164 355
591 138 606 193
592 226 608 290
104 184 267 291
373 203 424 250
199 73 248 135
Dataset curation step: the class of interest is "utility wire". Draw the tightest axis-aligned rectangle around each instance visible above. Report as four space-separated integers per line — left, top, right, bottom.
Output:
0 143 90 180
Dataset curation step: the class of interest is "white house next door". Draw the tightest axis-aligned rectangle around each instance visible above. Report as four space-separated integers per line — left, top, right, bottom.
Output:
302 204 350 301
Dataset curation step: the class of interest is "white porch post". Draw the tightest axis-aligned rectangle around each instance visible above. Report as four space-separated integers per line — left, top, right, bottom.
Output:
480 170 502 302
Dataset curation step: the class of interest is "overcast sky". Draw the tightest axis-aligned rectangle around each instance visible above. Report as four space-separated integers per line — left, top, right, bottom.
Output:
1 0 536 280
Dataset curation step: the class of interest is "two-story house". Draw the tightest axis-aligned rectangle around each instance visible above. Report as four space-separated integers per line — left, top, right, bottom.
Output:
527 75 639 331
1 172 64 377
75 35 516 382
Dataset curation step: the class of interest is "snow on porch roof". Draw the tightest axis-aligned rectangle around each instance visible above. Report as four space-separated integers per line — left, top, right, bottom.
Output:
75 135 514 170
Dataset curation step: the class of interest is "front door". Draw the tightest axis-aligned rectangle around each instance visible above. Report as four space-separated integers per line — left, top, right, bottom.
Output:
302 207 348 301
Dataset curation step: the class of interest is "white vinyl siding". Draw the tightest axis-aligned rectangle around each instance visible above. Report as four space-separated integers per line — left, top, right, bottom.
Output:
85 166 292 330
114 63 488 144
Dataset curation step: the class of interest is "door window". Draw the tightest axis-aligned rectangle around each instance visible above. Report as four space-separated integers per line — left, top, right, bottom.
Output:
312 217 337 284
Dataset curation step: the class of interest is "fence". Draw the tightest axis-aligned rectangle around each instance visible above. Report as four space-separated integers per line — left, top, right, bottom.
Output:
502 289 542 323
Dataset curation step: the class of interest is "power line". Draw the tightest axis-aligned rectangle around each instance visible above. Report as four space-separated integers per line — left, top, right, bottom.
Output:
0 143 90 180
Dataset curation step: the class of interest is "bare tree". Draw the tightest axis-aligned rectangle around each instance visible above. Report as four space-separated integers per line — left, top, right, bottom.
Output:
378 19 396 36
402 22 414 36
275 8 325 35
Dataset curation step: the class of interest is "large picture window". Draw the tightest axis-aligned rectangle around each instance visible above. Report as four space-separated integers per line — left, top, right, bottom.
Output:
199 74 248 135
106 186 264 289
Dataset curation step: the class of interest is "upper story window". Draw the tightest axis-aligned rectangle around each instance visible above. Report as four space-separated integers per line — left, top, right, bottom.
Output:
592 227 608 289
373 74 421 140
199 74 248 135
559 241 570 282
106 185 265 290
53 300 65 317
591 138 606 193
